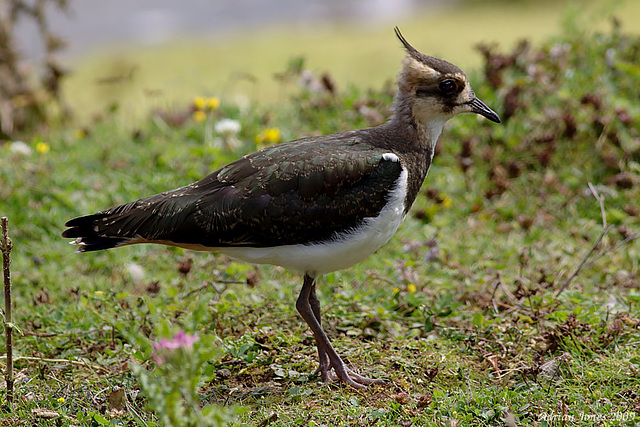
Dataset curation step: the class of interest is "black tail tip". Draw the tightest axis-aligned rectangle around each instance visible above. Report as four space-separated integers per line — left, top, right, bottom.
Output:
67 236 128 252
62 214 128 252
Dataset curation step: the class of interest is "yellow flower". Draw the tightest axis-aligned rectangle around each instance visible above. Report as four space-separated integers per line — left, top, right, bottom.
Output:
207 97 220 110
439 193 452 208
74 129 87 139
193 110 207 123
94 291 104 297
193 96 206 110
57 397 65 404
392 287 400 295
255 127 281 147
194 96 219 111
264 128 281 143
36 142 50 154
407 283 417 293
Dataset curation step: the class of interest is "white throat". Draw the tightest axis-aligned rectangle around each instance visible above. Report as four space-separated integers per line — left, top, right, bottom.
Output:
415 117 446 161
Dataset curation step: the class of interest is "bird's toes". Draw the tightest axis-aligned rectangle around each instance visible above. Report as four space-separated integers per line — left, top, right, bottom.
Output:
345 368 385 386
327 366 385 389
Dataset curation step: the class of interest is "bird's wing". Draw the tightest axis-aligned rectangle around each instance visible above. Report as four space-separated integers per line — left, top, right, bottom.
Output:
63 131 404 251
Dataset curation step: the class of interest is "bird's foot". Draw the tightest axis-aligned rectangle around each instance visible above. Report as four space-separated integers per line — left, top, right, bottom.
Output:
314 359 386 389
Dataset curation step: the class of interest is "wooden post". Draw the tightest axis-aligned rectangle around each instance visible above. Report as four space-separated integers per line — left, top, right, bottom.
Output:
1 217 13 408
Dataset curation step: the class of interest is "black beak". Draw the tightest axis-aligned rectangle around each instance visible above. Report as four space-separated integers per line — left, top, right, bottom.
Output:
468 97 501 123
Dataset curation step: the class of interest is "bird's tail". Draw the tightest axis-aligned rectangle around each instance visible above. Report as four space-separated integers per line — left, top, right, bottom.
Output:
62 203 145 252
62 184 208 253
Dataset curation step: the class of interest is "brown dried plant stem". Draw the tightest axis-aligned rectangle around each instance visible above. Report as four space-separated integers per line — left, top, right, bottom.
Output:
1 217 13 407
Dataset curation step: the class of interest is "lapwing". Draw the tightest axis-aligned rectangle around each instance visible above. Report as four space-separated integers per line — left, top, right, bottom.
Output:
62 28 500 389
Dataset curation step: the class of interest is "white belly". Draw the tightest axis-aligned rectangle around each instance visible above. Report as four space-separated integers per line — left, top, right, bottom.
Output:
221 164 409 276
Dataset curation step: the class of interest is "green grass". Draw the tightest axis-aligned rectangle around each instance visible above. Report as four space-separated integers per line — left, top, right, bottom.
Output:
2 8 640 427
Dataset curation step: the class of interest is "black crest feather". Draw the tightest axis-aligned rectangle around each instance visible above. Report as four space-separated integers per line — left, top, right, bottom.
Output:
394 27 463 76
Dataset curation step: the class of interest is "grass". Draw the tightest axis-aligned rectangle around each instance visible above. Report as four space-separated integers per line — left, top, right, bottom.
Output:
2 6 640 427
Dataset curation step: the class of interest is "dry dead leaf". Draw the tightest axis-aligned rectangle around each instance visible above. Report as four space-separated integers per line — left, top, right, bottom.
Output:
108 388 127 412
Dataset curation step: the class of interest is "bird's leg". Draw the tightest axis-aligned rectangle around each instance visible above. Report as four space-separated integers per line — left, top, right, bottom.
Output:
308 281 377 385
308 277 386 387
307 282 330 381
296 274 385 389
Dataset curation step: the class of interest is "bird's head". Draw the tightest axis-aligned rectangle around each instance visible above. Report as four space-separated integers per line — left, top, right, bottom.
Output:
394 27 500 126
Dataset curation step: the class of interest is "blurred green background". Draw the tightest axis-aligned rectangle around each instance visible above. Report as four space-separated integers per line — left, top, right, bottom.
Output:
47 0 639 123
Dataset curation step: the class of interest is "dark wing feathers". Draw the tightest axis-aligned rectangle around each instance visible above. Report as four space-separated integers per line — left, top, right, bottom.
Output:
62 187 211 251
63 130 404 252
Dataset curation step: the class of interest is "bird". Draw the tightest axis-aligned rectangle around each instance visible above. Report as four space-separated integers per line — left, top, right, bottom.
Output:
62 27 500 389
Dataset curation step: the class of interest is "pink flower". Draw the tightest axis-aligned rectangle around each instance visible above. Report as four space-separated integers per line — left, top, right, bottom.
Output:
151 353 165 364
152 330 199 352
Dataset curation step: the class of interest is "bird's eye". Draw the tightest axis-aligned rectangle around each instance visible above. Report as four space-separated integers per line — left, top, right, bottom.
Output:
439 79 457 95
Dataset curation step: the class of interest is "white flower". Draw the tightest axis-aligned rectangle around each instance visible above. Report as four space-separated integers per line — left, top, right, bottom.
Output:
127 263 145 284
214 119 242 150
214 119 241 137
10 141 32 156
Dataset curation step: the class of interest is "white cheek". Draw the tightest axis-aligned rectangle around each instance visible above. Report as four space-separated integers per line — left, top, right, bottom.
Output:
412 102 450 123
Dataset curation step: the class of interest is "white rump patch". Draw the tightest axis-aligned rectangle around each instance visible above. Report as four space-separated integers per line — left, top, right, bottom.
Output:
382 152 399 162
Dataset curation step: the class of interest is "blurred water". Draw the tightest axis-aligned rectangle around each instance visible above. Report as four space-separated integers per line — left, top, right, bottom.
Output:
17 0 441 61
